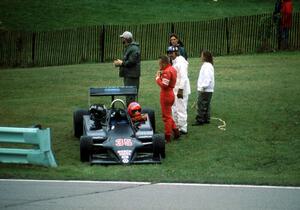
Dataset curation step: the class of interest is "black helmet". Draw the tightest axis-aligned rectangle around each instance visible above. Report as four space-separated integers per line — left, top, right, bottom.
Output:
89 104 107 121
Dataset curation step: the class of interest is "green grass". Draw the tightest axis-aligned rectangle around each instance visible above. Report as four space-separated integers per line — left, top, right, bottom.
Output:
0 51 300 186
1 0 299 31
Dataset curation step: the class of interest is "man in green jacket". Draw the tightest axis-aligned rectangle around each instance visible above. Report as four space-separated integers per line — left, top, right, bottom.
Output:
114 31 141 106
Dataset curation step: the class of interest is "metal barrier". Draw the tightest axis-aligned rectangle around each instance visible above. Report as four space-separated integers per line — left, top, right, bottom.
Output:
0 126 57 167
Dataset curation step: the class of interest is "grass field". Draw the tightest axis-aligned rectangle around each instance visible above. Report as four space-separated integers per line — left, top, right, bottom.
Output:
0 51 299 186
1 0 299 31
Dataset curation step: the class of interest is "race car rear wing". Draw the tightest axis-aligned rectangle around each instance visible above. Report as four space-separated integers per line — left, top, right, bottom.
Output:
88 86 137 105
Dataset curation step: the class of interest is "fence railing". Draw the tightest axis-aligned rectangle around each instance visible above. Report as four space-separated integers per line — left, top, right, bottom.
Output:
0 12 299 67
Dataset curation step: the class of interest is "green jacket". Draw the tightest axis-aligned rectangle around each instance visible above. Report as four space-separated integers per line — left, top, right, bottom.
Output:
119 42 141 78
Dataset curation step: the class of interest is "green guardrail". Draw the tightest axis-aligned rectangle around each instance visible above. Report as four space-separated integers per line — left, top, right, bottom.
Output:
0 126 57 167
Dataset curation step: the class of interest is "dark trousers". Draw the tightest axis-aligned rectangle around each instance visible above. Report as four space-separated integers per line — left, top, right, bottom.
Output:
281 28 290 50
196 91 213 123
124 77 140 106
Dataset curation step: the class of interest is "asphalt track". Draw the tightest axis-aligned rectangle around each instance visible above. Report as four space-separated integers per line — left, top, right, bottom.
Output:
0 179 299 210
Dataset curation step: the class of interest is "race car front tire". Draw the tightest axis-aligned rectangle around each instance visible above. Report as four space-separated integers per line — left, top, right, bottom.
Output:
73 109 89 138
80 136 93 162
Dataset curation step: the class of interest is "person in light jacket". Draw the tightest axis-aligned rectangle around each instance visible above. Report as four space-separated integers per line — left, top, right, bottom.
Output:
167 46 191 134
193 50 215 126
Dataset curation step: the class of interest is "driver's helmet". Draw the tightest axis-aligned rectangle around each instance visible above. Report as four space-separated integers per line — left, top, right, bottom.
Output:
89 104 107 121
127 102 142 118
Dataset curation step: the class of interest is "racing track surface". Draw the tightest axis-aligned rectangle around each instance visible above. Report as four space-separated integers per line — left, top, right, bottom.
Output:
0 179 299 210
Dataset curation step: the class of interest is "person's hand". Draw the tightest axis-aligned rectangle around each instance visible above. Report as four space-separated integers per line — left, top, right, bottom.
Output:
113 60 118 67
113 59 123 66
177 89 183 99
156 71 161 80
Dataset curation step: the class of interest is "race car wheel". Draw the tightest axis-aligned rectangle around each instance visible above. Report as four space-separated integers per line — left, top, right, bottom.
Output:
80 136 93 162
73 109 89 138
153 133 165 160
142 108 156 133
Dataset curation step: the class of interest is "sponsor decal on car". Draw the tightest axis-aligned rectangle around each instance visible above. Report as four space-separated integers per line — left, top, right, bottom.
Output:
117 150 132 163
115 138 133 147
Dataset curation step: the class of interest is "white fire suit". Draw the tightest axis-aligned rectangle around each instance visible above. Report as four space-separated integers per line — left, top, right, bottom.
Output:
171 55 191 133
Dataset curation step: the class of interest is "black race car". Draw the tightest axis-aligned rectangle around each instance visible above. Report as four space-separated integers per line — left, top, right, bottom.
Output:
73 86 165 164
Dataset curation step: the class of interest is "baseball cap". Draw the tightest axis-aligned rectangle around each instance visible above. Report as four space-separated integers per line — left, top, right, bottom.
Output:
120 31 133 39
167 46 178 53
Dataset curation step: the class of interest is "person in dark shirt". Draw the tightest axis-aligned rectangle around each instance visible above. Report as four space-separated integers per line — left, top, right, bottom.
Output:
114 31 141 105
169 33 188 60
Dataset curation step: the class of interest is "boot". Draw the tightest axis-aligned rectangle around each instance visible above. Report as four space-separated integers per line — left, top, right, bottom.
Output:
173 128 180 140
165 134 171 143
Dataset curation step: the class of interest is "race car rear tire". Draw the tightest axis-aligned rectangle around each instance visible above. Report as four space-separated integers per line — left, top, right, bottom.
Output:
80 136 93 162
142 108 156 133
153 133 165 160
73 109 89 138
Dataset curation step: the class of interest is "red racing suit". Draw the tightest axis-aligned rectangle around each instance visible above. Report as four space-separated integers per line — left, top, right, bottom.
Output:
156 64 177 138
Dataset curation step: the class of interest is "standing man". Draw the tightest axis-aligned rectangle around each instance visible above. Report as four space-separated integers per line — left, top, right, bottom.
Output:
273 0 282 50
156 55 180 143
167 46 191 135
114 31 141 106
280 0 293 49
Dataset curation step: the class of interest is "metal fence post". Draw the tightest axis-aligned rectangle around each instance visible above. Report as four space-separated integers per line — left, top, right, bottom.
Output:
225 17 230 55
100 25 105 63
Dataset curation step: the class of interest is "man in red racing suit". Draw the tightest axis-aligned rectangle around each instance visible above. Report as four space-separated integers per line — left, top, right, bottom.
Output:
156 55 180 143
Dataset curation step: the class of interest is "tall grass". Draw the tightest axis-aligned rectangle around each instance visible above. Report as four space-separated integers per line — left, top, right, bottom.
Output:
1 0 299 31
0 51 299 186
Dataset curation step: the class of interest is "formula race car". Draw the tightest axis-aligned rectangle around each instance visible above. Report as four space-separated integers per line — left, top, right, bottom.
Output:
73 86 165 165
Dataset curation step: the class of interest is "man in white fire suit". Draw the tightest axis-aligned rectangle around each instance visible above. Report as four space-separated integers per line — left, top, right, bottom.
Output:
167 46 191 135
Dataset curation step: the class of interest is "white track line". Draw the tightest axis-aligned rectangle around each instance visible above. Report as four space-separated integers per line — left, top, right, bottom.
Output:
1 179 299 190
